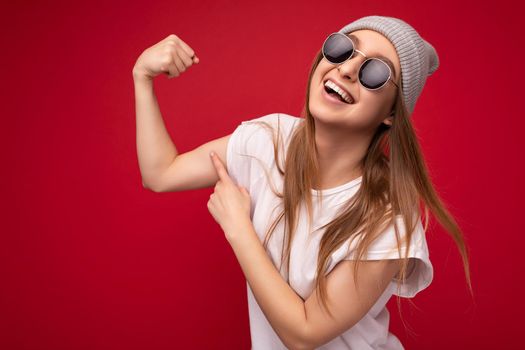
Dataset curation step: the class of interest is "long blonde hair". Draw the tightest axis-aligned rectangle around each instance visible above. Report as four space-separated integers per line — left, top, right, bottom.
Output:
248 45 473 329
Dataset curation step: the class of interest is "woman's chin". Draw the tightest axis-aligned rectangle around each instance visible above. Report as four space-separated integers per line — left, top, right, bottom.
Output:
309 99 355 121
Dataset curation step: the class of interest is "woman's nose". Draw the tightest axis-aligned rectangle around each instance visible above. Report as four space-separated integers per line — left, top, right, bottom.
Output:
336 53 365 82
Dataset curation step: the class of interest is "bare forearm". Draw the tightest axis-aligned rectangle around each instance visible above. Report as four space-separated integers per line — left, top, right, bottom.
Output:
133 73 178 188
228 224 307 350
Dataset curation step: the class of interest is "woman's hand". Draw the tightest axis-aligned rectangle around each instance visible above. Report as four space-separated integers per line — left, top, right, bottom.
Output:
132 34 199 81
207 151 252 243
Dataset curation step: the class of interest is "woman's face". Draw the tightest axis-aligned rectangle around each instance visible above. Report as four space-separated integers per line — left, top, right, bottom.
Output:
309 29 401 130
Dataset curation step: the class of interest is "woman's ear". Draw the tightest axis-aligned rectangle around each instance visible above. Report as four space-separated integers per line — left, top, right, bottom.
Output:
383 114 394 126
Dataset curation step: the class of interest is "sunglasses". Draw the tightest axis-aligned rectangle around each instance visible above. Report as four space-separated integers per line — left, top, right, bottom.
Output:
322 32 399 91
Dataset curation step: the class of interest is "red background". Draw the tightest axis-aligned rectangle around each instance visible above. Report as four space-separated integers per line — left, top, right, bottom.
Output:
1 0 522 349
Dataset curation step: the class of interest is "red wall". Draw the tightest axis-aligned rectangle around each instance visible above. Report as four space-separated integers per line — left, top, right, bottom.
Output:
1 0 521 349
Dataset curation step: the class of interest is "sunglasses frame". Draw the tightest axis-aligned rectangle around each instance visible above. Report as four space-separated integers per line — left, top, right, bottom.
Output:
322 32 399 91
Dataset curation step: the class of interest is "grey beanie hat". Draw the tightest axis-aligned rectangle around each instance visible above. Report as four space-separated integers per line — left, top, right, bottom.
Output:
338 15 440 116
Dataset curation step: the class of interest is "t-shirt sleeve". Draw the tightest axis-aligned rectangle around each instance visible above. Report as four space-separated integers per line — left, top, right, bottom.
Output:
226 112 283 190
336 214 433 298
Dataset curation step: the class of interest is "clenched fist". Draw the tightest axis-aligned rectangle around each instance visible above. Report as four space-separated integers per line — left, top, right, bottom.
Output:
133 34 199 81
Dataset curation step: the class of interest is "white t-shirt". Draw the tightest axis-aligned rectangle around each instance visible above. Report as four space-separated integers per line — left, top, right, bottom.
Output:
226 112 433 350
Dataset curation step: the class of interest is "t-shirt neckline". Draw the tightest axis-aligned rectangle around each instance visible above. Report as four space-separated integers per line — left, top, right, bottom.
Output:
310 175 363 196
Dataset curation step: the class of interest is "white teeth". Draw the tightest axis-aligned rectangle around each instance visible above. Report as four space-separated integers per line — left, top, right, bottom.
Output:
324 80 353 103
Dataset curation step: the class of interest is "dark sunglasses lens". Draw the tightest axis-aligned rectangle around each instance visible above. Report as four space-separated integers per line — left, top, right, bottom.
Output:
323 34 353 64
359 59 391 89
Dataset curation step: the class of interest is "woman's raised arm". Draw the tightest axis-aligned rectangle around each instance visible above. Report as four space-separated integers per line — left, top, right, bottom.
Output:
151 134 231 192
132 34 207 191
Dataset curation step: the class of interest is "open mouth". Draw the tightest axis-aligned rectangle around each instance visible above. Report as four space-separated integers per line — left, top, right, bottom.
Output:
322 79 354 104
322 84 352 105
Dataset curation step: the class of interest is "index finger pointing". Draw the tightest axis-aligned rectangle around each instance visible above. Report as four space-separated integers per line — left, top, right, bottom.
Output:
210 151 232 183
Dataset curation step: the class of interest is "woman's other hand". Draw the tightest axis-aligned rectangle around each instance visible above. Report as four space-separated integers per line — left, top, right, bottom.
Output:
207 151 252 242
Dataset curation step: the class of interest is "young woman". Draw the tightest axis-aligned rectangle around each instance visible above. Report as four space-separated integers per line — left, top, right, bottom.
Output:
133 15 472 350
